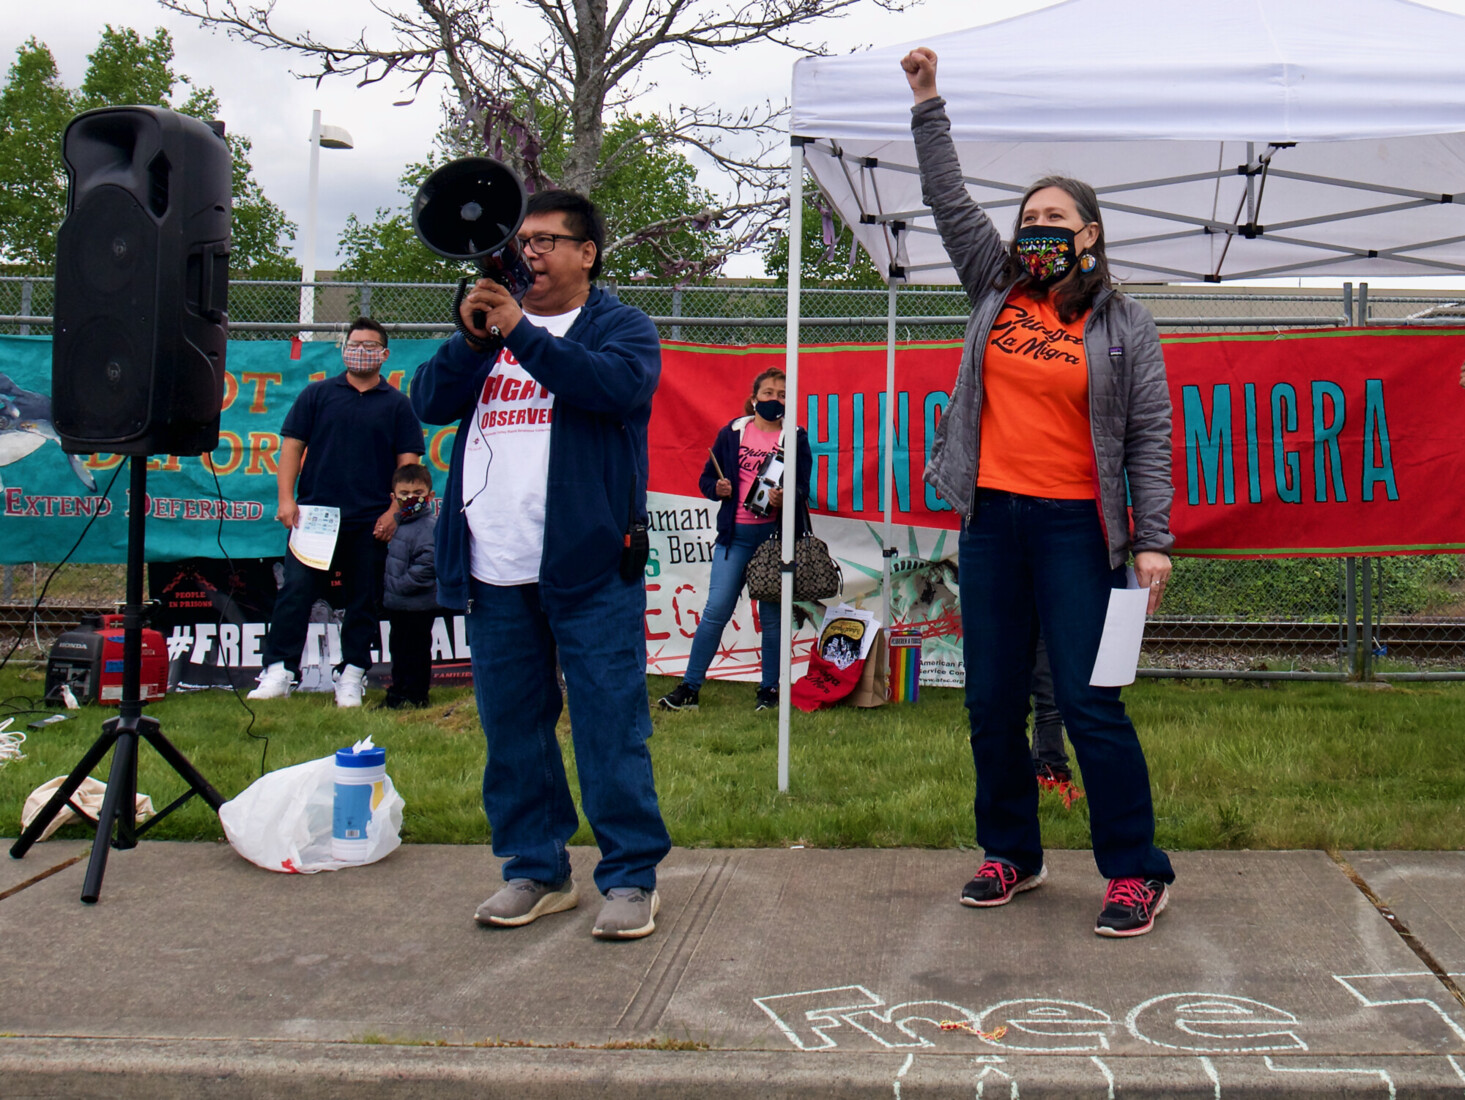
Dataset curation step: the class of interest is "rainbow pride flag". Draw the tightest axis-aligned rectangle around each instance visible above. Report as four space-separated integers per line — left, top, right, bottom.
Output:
887 629 922 703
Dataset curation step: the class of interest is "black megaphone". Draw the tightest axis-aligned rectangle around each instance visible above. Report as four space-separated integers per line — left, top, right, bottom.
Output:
412 157 536 341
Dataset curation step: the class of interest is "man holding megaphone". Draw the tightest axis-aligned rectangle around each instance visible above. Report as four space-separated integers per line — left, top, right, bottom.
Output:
411 186 671 941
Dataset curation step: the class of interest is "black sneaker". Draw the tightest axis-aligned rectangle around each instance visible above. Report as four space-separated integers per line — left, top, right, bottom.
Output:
1034 762 1073 790
960 860 1047 908
755 686 778 711
657 682 700 711
1095 877 1169 937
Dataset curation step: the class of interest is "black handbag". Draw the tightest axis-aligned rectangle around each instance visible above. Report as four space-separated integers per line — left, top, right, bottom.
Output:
792 525 842 601
744 504 842 604
745 534 783 603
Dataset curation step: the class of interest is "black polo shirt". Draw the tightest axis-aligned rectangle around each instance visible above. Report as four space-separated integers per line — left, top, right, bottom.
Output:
281 372 424 526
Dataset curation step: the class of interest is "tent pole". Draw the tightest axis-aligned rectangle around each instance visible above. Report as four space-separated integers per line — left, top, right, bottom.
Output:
778 139 805 794
883 280 897 631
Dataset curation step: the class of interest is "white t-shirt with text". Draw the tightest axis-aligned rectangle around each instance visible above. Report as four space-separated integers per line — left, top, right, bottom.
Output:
462 307 580 584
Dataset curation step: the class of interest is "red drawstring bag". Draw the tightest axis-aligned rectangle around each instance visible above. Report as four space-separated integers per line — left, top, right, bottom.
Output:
790 611 873 712
790 646 865 711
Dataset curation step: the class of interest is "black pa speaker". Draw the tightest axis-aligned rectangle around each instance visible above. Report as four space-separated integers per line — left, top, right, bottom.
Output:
413 157 535 301
51 106 231 456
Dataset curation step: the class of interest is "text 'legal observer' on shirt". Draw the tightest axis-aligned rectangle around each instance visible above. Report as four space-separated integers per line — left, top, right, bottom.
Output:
462 306 580 585
480 406 554 429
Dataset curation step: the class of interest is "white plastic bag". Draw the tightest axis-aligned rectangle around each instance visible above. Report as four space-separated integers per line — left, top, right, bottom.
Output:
219 753 404 873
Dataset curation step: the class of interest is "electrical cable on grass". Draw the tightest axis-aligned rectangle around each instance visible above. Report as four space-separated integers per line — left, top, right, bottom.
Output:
0 696 56 723
0 695 39 712
208 458 268 776
0 718 26 766
30 564 40 652
0 462 125 680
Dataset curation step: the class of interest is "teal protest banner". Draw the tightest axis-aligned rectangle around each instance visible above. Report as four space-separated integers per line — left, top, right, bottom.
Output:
0 336 452 563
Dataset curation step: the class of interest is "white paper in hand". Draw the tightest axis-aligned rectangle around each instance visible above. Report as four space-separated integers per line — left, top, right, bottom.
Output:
1089 579 1150 688
289 505 341 570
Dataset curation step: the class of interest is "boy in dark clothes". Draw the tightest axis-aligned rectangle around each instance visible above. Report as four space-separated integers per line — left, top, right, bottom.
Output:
382 464 439 708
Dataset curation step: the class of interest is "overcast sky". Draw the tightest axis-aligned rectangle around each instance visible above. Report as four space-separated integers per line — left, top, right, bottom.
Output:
8 0 1465 283
6 0 1045 277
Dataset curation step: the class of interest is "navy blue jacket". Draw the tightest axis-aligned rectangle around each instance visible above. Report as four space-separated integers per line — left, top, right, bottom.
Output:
410 286 660 609
698 417 813 548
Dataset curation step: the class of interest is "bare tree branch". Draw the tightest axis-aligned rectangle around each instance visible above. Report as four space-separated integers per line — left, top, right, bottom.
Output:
160 0 921 277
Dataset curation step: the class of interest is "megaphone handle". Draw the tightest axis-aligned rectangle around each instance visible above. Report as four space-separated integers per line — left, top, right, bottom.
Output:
452 276 485 332
452 277 504 356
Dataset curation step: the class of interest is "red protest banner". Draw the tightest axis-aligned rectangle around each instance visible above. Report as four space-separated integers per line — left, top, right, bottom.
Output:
650 328 1465 558
650 339 964 531
1163 327 1465 556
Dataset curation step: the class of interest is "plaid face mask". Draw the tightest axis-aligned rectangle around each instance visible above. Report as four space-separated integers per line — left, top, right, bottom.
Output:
343 343 388 374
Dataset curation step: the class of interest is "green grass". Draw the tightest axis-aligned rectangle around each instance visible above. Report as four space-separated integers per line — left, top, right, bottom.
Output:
1 663 1462 850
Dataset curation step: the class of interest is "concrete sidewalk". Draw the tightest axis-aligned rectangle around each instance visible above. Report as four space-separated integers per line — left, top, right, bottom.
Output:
3 841 1465 1097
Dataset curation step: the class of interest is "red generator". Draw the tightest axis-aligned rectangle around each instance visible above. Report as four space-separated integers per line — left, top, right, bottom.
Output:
45 613 169 706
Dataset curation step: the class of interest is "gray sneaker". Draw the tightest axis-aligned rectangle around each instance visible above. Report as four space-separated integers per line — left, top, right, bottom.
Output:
474 877 578 927
592 887 660 940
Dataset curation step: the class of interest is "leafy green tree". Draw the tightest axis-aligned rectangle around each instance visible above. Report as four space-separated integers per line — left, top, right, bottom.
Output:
78 25 175 109
336 108 502 283
0 40 78 269
335 157 469 285
762 192 886 289
336 112 722 284
177 85 299 278
0 27 296 275
545 114 723 284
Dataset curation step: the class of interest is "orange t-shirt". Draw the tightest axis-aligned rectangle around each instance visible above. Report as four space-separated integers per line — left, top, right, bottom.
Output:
976 291 1096 500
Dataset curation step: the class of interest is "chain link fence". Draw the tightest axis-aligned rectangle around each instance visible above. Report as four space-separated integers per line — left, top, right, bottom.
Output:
2 276 1461 678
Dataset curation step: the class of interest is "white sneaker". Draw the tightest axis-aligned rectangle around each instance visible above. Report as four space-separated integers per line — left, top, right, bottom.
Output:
247 662 295 700
333 664 366 708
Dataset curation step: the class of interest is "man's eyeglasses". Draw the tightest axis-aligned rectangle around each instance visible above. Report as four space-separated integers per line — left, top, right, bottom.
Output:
517 233 589 255
347 340 386 350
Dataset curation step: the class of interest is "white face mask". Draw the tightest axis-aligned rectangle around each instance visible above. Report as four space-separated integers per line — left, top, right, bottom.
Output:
343 343 388 374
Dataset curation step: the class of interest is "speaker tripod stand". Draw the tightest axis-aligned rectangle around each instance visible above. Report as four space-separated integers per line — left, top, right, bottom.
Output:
10 457 224 903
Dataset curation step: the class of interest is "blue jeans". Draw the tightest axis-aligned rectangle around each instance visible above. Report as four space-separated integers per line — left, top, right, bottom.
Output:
1029 635 1069 770
959 489 1173 883
683 522 781 690
465 575 671 894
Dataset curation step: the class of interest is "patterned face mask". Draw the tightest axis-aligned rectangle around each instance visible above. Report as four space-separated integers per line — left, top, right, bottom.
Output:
1014 224 1078 288
343 342 388 374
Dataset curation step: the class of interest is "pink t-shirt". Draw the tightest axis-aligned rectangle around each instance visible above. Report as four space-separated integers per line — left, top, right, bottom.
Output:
735 421 782 525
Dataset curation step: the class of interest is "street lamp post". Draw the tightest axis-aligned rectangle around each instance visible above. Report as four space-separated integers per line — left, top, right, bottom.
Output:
298 109 354 340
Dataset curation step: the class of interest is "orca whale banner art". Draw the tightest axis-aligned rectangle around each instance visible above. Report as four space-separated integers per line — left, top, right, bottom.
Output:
4 327 1464 686
0 335 451 563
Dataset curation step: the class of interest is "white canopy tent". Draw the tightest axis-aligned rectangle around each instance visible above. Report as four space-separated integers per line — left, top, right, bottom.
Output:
772 0 1465 787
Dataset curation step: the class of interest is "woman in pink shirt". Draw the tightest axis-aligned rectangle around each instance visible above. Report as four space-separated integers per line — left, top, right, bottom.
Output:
658 368 812 713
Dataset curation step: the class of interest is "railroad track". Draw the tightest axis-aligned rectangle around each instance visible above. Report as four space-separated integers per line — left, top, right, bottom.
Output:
1147 619 1465 657
3 606 1463 659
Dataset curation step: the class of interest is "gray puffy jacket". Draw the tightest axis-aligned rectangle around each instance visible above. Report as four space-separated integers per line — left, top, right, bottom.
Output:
913 97 1175 569
383 508 439 612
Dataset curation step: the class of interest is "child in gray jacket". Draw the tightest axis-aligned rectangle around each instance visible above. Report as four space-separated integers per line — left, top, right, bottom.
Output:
383 463 439 708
